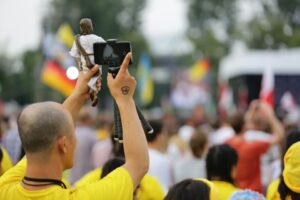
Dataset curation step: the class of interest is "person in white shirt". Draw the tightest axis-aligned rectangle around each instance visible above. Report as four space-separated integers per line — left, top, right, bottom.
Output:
174 129 208 183
147 120 172 193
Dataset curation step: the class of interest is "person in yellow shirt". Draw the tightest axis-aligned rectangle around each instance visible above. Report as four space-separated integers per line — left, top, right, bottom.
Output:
206 144 240 200
0 146 13 175
266 130 300 200
0 52 149 200
75 157 165 200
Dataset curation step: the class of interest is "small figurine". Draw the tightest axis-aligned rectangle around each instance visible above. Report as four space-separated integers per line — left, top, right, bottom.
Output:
70 18 105 106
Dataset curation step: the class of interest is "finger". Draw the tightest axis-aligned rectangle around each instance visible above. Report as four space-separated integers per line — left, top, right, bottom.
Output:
86 65 99 78
118 53 132 74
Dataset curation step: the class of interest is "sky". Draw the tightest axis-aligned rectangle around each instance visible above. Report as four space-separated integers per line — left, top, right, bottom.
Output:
0 0 189 57
0 0 258 57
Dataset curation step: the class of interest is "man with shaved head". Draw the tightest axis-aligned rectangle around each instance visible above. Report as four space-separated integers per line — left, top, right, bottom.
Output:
0 53 149 200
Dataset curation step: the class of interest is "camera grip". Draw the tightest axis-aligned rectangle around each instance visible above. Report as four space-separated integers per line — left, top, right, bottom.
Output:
113 100 123 142
136 105 154 134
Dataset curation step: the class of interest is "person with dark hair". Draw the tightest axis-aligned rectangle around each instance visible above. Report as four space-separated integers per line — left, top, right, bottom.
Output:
206 144 239 200
0 53 150 200
226 101 284 193
174 129 208 182
266 130 300 200
147 120 172 192
100 157 125 178
165 178 220 200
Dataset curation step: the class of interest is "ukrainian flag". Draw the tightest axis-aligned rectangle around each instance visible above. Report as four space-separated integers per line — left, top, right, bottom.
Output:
137 54 154 106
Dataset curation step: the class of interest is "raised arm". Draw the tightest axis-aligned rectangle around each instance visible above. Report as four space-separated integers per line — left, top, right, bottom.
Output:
63 66 99 121
258 102 284 145
107 53 149 189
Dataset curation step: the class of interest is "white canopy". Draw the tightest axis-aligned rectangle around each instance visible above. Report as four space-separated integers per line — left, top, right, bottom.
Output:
219 48 300 81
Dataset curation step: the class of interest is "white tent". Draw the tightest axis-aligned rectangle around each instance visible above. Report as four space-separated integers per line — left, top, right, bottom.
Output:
219 48 300 81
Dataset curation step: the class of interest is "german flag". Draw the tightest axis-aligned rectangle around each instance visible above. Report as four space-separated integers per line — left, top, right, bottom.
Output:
41 60 76 96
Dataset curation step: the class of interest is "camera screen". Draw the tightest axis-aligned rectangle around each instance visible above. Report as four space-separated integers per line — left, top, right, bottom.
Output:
94 41 132 67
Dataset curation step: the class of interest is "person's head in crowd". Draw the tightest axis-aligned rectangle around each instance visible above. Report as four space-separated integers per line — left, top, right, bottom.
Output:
100 157 125 179
165 178 219 200
80 18 93 35
95 112 113 133
189 129 208 159
228 113 245 135
185 105 205 128
206 144 238 184
250 115 270 132
0 115 10 136
278 141 300 200
17 102 76 170
230 189 266 200
76 106 96 126
147 120 168 152
284 130 300 153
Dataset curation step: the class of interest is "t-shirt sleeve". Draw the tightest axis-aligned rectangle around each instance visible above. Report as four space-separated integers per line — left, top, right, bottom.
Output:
70 41 79 58
0 158 26 187
73 167 134 200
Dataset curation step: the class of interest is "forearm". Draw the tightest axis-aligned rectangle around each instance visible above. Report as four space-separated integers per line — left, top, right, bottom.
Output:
269 116 284 144
63 93 86 121
117 99 149 185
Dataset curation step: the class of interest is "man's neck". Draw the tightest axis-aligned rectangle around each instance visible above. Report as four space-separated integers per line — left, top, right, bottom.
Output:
23 153 63 190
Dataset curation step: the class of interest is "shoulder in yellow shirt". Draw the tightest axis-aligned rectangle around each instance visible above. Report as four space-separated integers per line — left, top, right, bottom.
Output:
1 147 13 175
266 178 280 200
0 159 134 200
212 180 239 200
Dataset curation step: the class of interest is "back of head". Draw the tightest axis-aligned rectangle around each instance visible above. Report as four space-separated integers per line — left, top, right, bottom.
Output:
80 18 93 35
228 113 245 134
206 144 238 183
189 129 208 158
252 116 270 132
17 102 72 154
101 157 125 178
77 106 96 126
146 120 163 143
165 179 210 200
285 130 300 153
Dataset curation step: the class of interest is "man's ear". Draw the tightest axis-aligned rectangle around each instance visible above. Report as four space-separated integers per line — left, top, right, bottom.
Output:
57 136 67 154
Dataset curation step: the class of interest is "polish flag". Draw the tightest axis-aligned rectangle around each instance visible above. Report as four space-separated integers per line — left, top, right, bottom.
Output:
260 65 274 107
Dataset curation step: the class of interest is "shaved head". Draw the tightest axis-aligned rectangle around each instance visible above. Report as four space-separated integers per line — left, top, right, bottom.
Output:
18 102 73 153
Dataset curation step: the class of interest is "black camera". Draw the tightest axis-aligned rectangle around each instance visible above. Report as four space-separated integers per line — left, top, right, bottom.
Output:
94 39 132 76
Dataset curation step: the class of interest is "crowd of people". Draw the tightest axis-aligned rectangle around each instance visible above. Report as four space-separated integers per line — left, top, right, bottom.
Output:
0 53 300 199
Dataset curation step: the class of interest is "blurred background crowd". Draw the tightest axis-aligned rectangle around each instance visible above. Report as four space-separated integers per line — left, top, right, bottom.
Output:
1 0 300 199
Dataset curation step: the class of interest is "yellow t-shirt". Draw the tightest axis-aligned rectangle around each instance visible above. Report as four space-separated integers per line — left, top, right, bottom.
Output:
0 159 134 200
137 175 165 200
74 168 102 188
266 178 280 200
1 147 13 175
75 168 165 200
211 180 239 200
